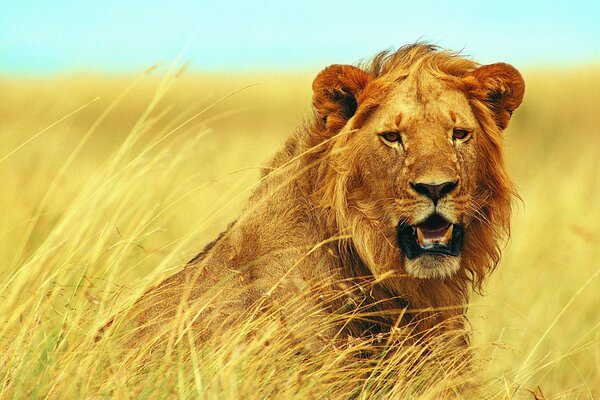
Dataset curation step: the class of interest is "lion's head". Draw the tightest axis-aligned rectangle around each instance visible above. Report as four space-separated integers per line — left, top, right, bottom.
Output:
309 44 524 290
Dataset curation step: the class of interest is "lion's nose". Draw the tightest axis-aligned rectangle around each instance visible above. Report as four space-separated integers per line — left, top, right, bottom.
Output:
411 180 458 204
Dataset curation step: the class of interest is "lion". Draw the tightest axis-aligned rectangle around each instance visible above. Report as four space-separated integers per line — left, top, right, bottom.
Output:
104 44 525 356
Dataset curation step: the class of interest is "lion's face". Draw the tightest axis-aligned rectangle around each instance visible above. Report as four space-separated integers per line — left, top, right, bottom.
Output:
312 51 524 282
349 75 480 278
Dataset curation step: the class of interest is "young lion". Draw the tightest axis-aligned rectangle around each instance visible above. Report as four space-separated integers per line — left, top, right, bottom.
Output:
110 44 524 354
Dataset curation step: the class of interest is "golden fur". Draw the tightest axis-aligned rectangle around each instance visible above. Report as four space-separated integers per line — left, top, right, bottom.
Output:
106 44 525 350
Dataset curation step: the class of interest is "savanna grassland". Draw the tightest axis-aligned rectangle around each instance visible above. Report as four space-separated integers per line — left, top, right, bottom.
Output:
0 64 599 399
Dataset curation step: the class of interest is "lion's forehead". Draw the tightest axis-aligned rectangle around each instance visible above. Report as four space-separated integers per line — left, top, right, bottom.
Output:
370 74 476 134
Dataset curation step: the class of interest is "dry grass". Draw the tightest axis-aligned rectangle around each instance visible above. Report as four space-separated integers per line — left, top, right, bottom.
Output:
0 64 599 398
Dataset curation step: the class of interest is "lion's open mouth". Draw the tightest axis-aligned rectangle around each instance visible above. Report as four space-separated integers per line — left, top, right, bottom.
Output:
396 214 463 259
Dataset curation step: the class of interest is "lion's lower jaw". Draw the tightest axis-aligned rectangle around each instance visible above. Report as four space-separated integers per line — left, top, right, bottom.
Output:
404 254 461 279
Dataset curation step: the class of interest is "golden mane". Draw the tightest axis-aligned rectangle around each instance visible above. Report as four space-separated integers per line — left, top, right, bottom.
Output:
362 44 477 78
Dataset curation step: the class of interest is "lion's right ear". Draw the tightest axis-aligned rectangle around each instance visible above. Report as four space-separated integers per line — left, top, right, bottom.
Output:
312 64 372 131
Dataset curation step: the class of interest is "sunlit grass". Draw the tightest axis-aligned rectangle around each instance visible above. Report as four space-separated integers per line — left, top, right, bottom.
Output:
0 65 598 398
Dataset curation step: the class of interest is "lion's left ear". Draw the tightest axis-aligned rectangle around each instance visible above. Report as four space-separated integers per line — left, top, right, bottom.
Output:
469 63 525 130
312 64 372 131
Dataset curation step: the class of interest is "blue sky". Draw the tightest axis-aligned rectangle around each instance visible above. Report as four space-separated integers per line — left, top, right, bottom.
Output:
1 0 599 74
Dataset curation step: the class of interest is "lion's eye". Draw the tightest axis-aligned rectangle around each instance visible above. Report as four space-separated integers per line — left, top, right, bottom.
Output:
380 132 402 147
452 128 472 142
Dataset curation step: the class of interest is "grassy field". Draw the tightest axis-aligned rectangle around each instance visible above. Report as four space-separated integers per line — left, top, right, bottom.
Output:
0 64 599 399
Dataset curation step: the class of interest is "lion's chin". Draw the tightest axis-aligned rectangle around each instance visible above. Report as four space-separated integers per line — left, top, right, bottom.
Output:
404 254 461 279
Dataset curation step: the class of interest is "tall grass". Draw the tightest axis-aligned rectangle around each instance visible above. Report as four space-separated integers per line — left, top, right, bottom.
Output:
0 65 598 398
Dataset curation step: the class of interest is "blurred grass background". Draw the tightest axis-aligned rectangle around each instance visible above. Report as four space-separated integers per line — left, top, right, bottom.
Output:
0 65 599 398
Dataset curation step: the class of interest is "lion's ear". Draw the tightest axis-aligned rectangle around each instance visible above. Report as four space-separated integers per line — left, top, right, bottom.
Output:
312 64 372 130
470 63 525 130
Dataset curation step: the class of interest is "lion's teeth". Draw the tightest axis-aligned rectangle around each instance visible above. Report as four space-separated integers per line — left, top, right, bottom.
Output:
416 227 425 247
416 224 453 249
443 225 453 243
